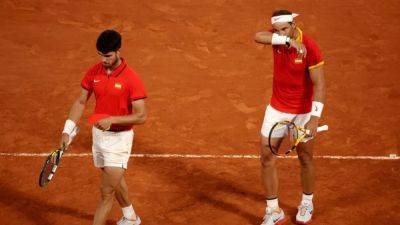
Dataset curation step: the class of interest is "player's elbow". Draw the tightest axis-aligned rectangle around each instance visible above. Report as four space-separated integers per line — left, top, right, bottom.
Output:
260 153 275 168
137 111 147 124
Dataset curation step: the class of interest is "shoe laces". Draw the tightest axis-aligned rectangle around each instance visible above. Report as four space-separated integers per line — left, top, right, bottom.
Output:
264 207 280 219
267 207 280 213
299 202 313 214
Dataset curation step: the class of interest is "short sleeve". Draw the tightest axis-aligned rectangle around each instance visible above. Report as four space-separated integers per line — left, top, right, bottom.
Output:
305 38 324 70
128 72 147 101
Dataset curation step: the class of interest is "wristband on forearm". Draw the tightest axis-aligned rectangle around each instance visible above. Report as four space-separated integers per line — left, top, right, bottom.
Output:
311 101 324 117
62 119 76 135
271 33 291 45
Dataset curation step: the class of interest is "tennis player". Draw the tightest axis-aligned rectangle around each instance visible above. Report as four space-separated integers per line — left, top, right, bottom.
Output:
60 30 147 225
254 10 326 225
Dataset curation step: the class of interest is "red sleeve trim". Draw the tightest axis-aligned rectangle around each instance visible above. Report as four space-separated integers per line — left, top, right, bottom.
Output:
131 96 147 101
81 83 91 91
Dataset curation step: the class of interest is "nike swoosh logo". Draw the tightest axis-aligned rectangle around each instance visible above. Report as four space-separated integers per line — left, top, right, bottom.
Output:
272 16 282 23
273 218 281 223
94 80 100 83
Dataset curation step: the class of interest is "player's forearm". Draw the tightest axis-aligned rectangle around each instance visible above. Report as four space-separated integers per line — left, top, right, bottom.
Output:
310 84 325 120
61 98 85 145
67 99 86 123
310 66 326 103
110 112 147 125
309 66 326 119
255 31 295 46
313 83 325 104
255 31 273 44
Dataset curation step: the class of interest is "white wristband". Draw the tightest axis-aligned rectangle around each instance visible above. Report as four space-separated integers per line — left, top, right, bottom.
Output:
62 119 76 135
311 101 324 117
271 33 289 45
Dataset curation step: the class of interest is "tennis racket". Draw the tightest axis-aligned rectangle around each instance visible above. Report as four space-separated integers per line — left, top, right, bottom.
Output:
38 143 66 187
268 121 328 156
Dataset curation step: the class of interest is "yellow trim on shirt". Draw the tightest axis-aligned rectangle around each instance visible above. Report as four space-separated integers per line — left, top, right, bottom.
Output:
295 27 303 43
309 61 324 70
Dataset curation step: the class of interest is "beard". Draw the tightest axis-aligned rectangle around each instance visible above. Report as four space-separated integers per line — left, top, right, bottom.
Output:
103 57 120 69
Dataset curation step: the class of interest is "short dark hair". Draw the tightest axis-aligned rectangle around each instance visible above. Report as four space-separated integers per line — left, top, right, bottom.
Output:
272 9 292 17
96 29 121 54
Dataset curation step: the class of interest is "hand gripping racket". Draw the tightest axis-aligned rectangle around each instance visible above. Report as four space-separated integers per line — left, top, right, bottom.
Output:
268 121 328 156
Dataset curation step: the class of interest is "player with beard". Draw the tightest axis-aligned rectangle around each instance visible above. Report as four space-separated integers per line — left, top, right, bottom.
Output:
60 30 147 225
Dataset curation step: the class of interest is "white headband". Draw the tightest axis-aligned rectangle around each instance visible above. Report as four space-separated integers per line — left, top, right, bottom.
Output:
271 13 299 24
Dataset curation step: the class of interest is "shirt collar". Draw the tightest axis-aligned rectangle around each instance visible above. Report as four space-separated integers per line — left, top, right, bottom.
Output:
102 57 127 77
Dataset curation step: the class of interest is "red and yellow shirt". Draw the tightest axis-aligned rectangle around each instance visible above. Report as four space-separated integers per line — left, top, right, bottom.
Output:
270 28 324 114
81 58 147 130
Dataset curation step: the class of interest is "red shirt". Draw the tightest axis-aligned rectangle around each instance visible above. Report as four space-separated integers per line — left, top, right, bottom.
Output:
270 28 324 114
81 59 147 131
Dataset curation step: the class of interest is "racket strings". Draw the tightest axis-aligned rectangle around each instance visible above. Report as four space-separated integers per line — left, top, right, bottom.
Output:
285 124 300 154
268 121 329 156
269 122 300 156
39 144 66 187
39 150 61 187
40 159 55 185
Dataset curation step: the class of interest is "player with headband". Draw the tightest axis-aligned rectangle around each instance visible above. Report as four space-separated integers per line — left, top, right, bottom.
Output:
255 9 326 225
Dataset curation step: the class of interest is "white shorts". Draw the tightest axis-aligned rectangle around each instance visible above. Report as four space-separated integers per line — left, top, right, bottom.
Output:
92 127 134 169
260 105 311 138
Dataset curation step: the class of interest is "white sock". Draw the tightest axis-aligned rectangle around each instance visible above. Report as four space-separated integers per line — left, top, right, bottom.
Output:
122 204 136 220
302 193 313 204
266 198 279 209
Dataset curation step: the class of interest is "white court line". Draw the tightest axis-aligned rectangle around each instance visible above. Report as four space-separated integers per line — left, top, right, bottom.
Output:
0 152 398 160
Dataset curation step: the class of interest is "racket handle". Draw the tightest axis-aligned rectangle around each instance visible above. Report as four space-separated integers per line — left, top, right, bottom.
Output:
305 125 329 135
317 125 329 132
303 125 329 143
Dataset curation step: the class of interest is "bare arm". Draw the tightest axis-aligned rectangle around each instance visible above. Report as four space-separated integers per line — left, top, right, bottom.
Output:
310 66 326 104
254 31 307 58
61 88 90 146
95 99 147 130
254 31 273 44
68 88 90 123
112 99 147 125
305 65 326 136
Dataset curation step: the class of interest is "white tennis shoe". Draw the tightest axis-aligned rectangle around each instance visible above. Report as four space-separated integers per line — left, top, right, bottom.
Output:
296 201 313 224
261 207 286 225
116 216 141 225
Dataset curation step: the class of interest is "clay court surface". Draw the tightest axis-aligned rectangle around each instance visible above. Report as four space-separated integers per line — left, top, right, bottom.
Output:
0 0 399 224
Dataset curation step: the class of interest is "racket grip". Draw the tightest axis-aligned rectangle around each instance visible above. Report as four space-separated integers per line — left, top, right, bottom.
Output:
303 125 329 143
317 125 329 132
305 125 329 135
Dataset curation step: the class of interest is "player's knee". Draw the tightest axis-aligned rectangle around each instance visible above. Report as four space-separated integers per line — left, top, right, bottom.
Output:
100 186 115 201
115 186 127 197
260 150 275 168
298 154 314 167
